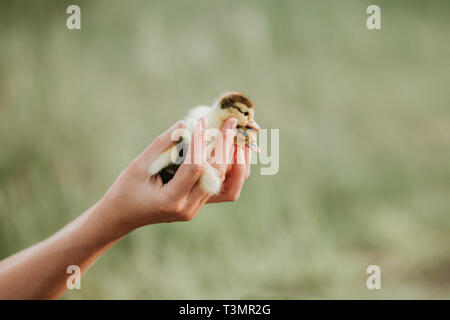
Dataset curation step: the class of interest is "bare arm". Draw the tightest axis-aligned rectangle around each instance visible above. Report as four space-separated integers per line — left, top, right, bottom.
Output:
0 117 250 299
0 200 123 299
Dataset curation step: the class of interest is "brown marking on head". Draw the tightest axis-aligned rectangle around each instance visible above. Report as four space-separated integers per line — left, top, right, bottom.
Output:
219 92 254 110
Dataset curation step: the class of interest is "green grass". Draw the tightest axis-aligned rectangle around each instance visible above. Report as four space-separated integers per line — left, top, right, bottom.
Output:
0 0 449 299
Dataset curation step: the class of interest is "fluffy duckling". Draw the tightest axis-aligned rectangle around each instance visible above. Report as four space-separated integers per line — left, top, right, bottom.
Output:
149 92 259 195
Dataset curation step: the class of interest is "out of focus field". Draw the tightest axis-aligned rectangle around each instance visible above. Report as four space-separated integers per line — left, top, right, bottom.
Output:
0 0 449 299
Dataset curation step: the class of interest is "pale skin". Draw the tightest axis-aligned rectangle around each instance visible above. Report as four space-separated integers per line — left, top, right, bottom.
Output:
0 117 251 299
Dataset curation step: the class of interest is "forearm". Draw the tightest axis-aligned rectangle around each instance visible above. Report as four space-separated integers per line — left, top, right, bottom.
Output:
0 199 125 299
0 118 244 299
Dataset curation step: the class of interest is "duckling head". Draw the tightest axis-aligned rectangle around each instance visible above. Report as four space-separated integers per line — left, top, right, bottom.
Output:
215 92 260 152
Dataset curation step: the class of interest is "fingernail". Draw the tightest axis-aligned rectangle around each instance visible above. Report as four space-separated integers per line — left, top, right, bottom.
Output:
171 120 184 130
195 119 202 130
201 117 208 128
200 118 208 144
228 118 238 129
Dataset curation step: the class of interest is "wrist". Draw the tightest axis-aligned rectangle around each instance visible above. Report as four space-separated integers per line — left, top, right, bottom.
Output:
85 196 134 242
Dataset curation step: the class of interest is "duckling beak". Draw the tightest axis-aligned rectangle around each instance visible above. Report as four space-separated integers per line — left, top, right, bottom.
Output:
244 120 260 152
246 120 260 131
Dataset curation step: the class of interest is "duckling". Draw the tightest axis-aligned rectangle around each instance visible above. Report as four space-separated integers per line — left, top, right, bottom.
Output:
149 92 259 195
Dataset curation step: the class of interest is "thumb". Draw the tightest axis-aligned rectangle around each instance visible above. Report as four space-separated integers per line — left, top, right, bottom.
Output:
136 120 185 165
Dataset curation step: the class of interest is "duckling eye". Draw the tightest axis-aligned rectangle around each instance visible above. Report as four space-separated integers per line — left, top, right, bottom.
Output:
244 112 249 116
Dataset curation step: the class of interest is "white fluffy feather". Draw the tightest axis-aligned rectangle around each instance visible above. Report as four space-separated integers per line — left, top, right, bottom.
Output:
149 92 256 195
149 104 224 195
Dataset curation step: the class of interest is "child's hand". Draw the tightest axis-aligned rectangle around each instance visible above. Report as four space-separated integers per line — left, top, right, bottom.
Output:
206 145 251 203
99 117 241 237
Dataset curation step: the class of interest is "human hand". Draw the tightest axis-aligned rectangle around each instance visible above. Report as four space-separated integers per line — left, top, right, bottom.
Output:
206 145 251 203
98 117 240 238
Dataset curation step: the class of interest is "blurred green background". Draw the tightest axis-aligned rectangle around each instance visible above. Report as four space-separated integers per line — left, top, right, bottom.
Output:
1 0 449 299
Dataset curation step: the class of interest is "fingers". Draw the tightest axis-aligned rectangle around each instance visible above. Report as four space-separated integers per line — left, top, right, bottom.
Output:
174 187 210 222
187 118 240 205
207 146 246 203
165 118 207 198
187 181 211 204
210 117 238 180
225 146 247 200
244 145 251 179
232 145 248 180
137 120 185 165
